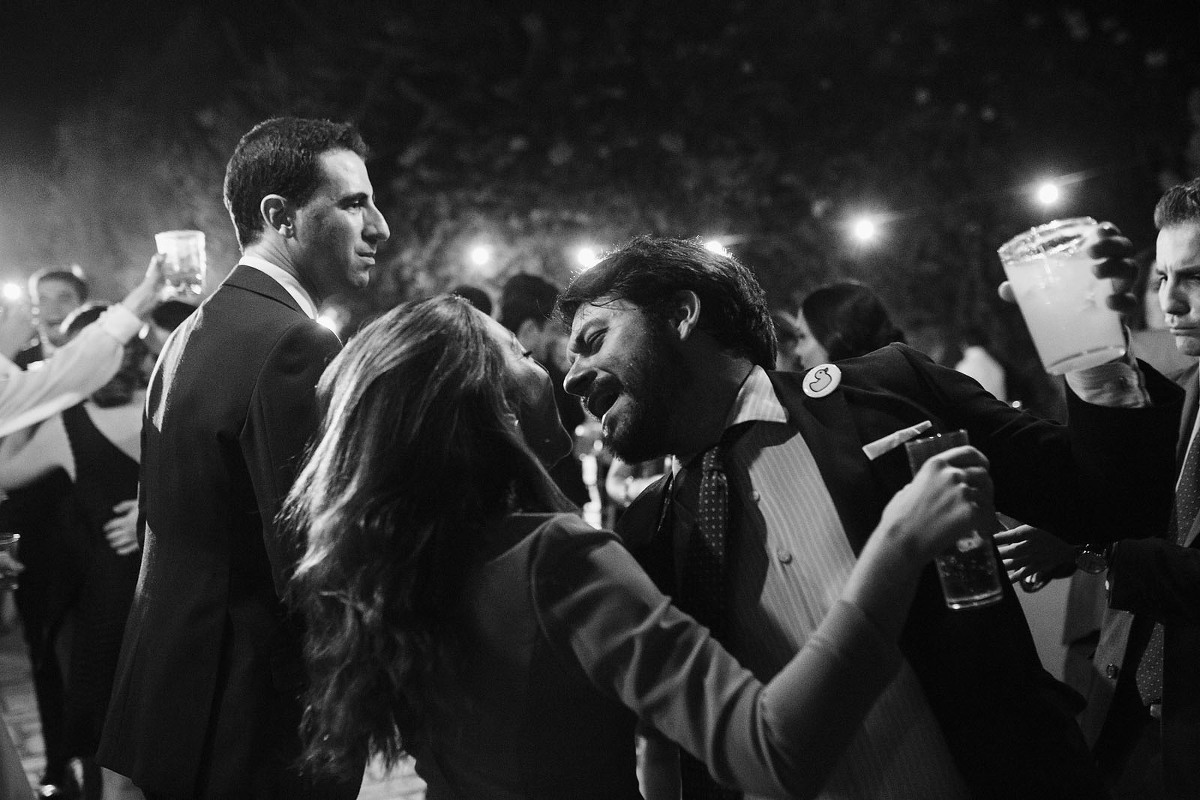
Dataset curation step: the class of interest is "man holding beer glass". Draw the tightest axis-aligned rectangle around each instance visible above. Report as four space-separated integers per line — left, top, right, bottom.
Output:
557 234 1179 799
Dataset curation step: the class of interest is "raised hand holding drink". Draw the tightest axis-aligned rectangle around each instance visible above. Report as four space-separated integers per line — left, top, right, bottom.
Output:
997 217 1125 375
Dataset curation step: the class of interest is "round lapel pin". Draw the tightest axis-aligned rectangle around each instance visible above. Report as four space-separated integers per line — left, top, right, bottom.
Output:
803 364 841 398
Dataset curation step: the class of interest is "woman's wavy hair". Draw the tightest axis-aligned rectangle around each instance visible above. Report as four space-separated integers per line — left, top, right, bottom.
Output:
283 294 572 778
800 281 906 361
63 302 150 407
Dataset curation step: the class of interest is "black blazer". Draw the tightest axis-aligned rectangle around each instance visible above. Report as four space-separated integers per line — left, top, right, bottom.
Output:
97 266 342 797
1085 361 1200 797
619 343 1182 800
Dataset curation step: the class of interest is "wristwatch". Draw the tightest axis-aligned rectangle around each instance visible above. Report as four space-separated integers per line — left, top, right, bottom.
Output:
1075 543 1112 575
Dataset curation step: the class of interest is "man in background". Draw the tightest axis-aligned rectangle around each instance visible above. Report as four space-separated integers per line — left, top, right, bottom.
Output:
0 260 164 431
99 116 389 799
1079 176 1200 798
16 266 89 367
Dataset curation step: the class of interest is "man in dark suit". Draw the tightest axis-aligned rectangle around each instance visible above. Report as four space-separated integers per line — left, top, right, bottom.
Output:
557 235 1180 799
1074 177 1200 799
98 117 390 799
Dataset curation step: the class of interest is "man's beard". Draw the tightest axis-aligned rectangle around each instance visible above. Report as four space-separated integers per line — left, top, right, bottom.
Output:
603 327 688 463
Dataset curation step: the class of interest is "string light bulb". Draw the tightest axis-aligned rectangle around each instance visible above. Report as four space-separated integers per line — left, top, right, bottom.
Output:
574 245 600 270
850 216 878 244
1035 181 1061 207
468 243 493 267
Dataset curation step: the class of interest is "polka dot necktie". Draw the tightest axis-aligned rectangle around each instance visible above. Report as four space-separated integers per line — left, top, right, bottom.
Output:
679 442 742 800
1135 434 1200 707
681 444 731 635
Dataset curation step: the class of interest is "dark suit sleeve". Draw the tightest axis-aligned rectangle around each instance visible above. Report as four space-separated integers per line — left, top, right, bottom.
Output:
1108 539 1200 625
887 344 1182 546
240 320 340 595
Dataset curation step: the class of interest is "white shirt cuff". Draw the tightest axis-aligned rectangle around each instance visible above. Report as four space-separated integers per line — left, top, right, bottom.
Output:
1063 338 1149 409
103 303 146 344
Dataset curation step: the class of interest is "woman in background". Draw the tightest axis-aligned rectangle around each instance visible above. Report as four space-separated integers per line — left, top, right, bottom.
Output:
795 281 906 368
0 302 147 800
285 294 989 799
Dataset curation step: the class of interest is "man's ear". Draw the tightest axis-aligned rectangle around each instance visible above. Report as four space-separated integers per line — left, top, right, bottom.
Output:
260 195 293 237
670 290 702 341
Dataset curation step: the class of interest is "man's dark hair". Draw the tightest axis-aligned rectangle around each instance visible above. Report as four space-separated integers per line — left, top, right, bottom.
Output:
224 117 369 250
450 284 493 316
151 299 198 332
29 267 88 303
556 235 777 368
801 281 906 361
499 273 560 333
1155 177 1200 230
63 301 150 408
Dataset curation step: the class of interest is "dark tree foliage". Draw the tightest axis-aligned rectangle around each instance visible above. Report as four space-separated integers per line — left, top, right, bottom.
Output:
14 0 1200 413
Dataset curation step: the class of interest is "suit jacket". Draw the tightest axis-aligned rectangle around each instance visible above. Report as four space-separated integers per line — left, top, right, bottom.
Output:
97 266 342 797
1083 361 1200 797
619 343 1182 800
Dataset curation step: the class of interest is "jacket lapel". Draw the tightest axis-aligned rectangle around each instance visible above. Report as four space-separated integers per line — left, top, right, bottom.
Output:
768 371 897 555
626 366 945 576
222 264 307 317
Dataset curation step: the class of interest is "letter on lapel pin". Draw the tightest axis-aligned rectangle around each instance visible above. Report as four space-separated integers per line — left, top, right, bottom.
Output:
803 364 841 398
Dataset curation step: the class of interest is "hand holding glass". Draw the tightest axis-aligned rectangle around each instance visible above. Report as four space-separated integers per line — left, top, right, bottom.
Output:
154 230 206 300
997 217 1126 375
904 430 1004 610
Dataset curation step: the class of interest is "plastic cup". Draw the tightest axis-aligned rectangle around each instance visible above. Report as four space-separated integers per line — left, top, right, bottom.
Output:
904 430 1003 610
996 217 1125 375
154 230 206 299
0 533 20 591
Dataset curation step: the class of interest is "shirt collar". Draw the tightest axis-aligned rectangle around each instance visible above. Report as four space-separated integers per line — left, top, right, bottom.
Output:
725 365 788 427
670 366 788 476
238 255 319 320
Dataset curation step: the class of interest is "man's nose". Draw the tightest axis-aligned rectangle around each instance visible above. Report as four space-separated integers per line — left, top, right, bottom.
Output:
366 205 390 244
562 357 590 398
1161 281 1188 315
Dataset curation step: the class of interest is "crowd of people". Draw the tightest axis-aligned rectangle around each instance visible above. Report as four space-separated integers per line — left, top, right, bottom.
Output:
0 114 1196 800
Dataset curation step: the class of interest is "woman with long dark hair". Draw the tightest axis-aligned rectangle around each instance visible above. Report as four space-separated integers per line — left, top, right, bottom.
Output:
795 281 906 369
285 294 989 799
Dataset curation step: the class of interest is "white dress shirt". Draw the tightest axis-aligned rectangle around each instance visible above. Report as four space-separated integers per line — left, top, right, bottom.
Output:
0 303 144 438
715 367 968 799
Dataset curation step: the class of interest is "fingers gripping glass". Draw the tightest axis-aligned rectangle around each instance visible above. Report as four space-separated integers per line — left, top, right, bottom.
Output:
904 430 1004 610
